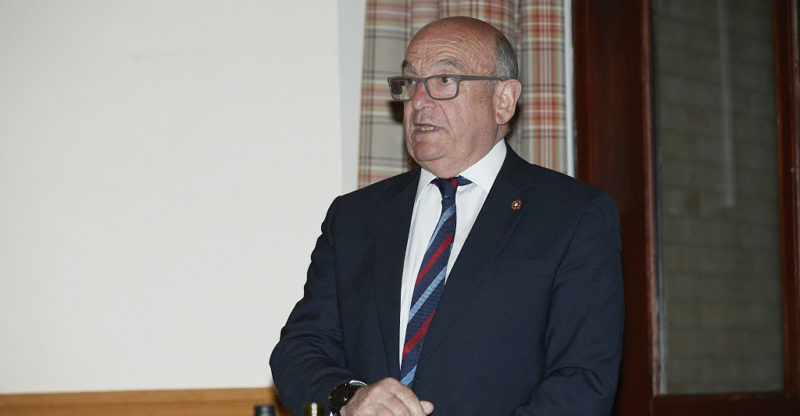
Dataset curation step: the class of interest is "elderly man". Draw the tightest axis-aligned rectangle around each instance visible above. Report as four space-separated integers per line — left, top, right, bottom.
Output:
270 16 624 416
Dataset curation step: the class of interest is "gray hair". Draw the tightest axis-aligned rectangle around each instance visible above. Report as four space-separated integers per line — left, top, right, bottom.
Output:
494 34 519 80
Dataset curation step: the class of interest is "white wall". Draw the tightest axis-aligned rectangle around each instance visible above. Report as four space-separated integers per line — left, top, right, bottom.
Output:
339 1 366 193
0 0 365 393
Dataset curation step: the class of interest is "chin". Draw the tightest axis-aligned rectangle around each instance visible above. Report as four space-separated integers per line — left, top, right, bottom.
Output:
409 144 443 165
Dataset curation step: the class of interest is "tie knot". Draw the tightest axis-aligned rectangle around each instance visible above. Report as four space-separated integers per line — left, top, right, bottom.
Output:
433 176 471 199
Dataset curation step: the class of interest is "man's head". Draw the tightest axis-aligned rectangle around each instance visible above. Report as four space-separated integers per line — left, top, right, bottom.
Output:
398 16 522 178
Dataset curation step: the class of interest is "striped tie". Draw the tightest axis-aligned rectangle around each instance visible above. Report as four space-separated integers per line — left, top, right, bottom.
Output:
399 176 470 387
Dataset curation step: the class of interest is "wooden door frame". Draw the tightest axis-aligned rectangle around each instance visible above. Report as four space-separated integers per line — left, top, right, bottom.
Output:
572 0 800 415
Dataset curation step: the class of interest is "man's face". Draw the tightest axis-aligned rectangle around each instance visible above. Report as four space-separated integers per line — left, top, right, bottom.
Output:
402 24 502 178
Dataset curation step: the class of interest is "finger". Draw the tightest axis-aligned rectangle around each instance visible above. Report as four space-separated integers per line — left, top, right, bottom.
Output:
389 383 429 416
420 400 434 415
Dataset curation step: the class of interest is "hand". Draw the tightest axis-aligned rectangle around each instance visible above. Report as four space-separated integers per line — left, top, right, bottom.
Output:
340 377 434 416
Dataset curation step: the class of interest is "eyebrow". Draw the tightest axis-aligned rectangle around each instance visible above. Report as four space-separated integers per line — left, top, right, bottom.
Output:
436 59 462 71
401 60 415 74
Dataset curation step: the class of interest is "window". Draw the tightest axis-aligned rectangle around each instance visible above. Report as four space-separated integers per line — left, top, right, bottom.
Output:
573 0 800 414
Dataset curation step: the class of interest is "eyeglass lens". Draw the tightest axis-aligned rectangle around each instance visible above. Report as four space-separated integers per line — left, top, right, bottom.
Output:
389 76 458 100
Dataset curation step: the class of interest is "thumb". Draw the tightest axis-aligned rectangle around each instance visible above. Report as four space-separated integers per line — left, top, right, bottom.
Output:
420 400 435 415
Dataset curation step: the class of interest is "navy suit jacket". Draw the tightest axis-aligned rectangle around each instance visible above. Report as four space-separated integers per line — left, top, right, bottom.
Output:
270 145 624 415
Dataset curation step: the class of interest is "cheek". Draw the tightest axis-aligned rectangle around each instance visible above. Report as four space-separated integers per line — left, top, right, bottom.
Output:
403 104 414 130
444 102 476 132
460 99 495 129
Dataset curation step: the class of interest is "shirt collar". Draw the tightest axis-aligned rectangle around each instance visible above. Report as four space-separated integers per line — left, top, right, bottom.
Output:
416 139 507 198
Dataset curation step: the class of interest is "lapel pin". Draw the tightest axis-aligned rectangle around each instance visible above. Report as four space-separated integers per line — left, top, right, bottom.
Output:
511 199 522 211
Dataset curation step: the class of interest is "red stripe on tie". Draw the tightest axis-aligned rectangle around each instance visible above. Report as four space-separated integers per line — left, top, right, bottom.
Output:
414 233 454 286
402 310 436 358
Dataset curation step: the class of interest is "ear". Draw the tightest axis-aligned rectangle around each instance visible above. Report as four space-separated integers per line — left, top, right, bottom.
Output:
493 79 522 125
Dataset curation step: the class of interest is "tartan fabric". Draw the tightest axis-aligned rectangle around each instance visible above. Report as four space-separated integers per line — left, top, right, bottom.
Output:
358 0 568 187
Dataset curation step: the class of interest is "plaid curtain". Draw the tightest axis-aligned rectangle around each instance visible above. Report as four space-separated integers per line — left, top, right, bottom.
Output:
358 0 568 187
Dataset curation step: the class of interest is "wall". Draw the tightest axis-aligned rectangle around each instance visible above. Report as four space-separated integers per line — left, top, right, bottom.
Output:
0 0 364 393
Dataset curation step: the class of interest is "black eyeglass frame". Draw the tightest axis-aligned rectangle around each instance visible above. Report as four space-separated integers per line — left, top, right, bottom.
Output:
386 74 506 101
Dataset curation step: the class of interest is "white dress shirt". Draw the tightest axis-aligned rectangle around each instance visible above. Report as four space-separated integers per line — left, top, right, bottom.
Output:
398 140 506 364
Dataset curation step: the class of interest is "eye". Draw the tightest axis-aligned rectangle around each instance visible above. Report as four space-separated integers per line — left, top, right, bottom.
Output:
438 75 456 84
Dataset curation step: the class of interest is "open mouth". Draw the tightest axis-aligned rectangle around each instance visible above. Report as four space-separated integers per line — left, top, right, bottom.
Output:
415 124 437 133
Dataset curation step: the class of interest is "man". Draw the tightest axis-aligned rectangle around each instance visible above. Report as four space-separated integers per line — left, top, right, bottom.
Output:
271 16 624 416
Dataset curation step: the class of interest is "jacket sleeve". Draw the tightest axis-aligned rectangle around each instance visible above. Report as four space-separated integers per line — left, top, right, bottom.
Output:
515 192 625 416
269 197 358 416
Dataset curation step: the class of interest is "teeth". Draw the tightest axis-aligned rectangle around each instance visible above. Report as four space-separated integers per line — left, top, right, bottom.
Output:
419 126 434 132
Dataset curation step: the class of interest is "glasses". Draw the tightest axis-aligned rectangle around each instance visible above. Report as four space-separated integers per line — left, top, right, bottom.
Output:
387 74 505 101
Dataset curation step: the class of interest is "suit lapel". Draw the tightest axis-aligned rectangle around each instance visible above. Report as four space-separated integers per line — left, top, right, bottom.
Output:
373 169 419 379
417 146 536 369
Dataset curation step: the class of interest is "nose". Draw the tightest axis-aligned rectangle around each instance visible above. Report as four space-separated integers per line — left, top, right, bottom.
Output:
411 80 433 110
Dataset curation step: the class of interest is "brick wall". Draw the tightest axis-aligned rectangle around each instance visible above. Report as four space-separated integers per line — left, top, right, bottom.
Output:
654 0 783 393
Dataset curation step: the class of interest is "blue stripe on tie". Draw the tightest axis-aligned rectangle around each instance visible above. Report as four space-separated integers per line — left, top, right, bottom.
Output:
428 205 455 242
400 365 416 385
407 268 447 320
409 245 450 311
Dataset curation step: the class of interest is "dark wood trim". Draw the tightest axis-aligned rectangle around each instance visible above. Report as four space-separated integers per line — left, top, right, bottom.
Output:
775 0 800 401
572 1 657 415
653 393 800 416
0 387 290 416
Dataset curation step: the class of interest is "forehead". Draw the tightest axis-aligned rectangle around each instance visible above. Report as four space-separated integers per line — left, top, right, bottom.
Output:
402 26 494 75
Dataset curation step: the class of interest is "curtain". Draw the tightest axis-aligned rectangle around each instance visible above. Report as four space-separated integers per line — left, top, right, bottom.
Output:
357 0 569 187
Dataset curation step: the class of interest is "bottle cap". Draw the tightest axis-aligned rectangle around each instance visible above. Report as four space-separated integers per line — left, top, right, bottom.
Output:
303 402 322 416
254 404 276 416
